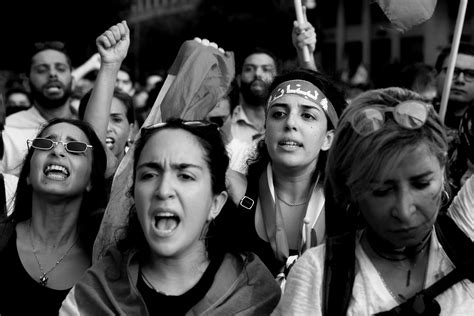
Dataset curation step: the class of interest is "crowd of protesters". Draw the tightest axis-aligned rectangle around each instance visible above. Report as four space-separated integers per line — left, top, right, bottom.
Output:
0 8 473 315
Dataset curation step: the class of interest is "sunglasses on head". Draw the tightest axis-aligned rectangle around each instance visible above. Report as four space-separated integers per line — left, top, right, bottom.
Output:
351 100 430 136
141 120 219 136
27 138 93 154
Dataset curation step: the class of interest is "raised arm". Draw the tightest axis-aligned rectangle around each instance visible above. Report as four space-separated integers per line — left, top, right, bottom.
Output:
292 17 317 71
83 21 130 177
84 20 130 141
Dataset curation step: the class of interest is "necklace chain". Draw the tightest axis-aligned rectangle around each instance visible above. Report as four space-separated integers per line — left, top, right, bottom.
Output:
365 230 430 289
277 197 308 207
366 229 430 261
29 221 78 287
141 269 166 294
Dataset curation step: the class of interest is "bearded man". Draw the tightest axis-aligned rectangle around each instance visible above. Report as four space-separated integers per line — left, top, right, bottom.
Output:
2 41 77 175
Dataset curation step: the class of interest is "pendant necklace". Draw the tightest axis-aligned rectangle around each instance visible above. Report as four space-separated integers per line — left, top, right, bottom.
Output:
366 230 430 287
29 222 79 286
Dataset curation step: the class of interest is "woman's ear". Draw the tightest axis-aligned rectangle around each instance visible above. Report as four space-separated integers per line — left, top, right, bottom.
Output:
208 191 228 221
26 176 31 185
86 182 92 192
321 130 335 151
127 123 135 145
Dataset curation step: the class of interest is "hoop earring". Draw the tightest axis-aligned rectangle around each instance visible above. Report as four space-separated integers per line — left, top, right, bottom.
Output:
441 189 450 207
199 220 211 241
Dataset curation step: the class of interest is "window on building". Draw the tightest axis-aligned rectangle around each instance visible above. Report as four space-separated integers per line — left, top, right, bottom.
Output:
345 0 362 25
401 36 424 64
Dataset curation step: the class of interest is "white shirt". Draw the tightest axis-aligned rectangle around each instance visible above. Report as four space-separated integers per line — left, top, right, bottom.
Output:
2 107 46 176
274 176 474 315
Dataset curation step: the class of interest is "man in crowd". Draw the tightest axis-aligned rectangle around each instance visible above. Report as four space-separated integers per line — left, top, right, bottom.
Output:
1 41 78 175
435 42 474 132
222 20 317 173
116 64 135 97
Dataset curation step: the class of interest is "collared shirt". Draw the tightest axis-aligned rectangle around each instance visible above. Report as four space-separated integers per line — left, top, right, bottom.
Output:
222 105 264 174
227 105 265 144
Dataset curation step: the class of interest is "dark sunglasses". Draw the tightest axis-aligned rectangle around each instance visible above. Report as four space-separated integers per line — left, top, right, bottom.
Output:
27 138 93 154
351 101 430 137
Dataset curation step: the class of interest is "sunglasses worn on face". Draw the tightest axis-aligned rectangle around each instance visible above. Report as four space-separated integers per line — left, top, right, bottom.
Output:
351 100 429 137
27 138 93 154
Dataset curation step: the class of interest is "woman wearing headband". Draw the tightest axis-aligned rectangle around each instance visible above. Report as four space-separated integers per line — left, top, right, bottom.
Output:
0 118 107 315
227 68 345 285
60 118 280 315
274 87 474 315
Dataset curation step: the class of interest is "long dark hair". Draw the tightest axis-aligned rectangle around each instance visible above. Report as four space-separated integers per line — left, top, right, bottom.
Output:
11 118 107 254
247 68 347 182
118 118 239 260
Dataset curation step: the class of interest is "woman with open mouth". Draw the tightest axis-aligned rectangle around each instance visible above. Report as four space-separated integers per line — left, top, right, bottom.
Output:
275 87 474 315
60 118 281 315
0 118 107 315
226 68 346 288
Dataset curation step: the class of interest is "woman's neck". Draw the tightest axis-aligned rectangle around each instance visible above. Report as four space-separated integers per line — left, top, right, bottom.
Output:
143 245 210 295
29 194 82 247
272 164 317 205
363 228 431 262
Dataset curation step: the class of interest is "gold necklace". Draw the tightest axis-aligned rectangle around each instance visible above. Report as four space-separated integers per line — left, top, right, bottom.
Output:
29 222 79 286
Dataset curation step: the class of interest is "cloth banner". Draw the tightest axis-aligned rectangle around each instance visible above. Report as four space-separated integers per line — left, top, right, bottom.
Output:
375 0 438 33
92 40 235 262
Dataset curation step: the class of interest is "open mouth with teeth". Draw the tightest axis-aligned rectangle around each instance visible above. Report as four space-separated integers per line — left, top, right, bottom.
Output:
44 164 70 180
44 83 63 94
154 212 180 235
279 140 303 148
105 137 115 149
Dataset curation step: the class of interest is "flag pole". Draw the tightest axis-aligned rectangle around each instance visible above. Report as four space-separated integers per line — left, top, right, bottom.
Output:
294 0 311 63
439 0 468 123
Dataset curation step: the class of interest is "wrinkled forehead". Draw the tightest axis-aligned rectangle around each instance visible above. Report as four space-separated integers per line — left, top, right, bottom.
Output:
117 70 132 81
444 53 474 69
243 53 276 68
41 122 89 142
31 49 70 68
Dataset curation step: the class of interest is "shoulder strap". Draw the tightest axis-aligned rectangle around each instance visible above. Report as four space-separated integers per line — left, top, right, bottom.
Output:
322 230 357 316
237 172 259 213
0 219 14 253
324 214 474 316
435 213 474 282
375 214 474 315
0 173 5 217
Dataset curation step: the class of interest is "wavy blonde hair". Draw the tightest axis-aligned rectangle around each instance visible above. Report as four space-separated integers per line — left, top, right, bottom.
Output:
326 87 448 232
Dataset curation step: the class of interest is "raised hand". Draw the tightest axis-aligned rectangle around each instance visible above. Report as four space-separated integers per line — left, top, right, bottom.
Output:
96 20 130 66
193 37 226 54
292 19 316 55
